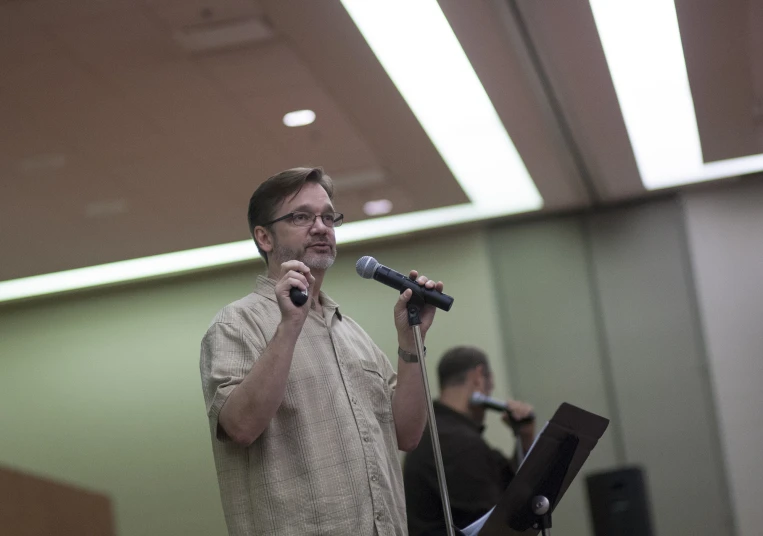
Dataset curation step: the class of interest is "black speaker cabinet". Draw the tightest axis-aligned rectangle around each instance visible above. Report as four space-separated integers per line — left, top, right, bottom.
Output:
586 466 655 536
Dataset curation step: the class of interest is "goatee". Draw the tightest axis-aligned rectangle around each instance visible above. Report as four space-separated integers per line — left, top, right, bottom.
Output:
272 243 336 271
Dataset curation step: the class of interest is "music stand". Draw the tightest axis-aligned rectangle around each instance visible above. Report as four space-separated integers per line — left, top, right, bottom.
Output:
473 403 609 536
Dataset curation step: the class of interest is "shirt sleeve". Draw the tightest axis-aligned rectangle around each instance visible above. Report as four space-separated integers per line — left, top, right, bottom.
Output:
199 320 264 441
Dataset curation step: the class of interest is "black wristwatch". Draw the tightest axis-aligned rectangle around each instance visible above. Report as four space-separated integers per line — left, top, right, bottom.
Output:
397 346 426 363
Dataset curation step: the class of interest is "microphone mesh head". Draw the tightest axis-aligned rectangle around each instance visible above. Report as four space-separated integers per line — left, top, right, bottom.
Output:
470 392 487 405
355 256 379 279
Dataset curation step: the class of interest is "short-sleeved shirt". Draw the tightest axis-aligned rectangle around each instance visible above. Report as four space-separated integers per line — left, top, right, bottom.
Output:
403 402 515 536
200 276 407 536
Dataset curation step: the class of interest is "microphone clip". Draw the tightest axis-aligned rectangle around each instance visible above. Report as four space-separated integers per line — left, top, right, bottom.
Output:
405 274 426 326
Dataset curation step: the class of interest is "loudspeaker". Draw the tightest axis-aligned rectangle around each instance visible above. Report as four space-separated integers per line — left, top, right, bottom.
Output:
586 466 655 536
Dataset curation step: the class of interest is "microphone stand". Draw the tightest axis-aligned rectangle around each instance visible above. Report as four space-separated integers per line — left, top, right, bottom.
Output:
406 297 457 536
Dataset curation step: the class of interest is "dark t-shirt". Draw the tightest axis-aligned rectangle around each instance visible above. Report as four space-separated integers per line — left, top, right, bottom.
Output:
403 401 515 536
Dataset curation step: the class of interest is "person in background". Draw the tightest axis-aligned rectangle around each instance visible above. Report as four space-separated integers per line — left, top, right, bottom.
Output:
403 345 536 536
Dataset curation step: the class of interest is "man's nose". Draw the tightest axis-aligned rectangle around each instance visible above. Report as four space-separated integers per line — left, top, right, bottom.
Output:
310 216 330 233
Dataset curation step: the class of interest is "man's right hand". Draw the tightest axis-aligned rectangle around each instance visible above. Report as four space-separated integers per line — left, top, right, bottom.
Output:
274 260 314 326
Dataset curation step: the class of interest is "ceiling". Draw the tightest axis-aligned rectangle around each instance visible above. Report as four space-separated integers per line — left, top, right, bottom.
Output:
1 0 762 282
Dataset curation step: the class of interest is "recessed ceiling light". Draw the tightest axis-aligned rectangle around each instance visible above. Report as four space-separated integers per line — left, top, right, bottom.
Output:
590 0 763 189
282 109 316 127
363 199 393 216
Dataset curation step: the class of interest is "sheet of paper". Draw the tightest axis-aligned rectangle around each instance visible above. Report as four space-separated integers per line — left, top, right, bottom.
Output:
460 506 495 536
518 421 548 470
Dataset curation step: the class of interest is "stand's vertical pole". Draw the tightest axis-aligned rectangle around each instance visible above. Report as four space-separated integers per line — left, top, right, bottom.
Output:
532 495 552 536
408 303 456 536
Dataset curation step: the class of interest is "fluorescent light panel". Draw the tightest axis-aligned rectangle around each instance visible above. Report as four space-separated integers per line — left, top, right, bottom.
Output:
589 0 763 190
1 0 547 303
0 242 255 303
340 0 542 213
0 203 496 303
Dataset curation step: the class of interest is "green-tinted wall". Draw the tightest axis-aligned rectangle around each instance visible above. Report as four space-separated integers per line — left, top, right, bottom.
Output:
0 229 515 536
487 198 732 536
1 200 736 536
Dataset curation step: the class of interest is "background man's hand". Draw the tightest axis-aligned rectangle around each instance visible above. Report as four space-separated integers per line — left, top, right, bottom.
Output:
502 399 536 438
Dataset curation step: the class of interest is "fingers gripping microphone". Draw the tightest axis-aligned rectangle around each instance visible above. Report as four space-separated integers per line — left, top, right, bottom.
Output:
470 392 536 425
355 256 454 311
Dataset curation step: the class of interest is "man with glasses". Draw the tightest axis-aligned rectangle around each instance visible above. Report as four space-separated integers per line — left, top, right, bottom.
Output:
200 167 445 536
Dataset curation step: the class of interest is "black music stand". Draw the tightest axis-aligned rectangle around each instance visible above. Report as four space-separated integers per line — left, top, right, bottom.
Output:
465 402 609 536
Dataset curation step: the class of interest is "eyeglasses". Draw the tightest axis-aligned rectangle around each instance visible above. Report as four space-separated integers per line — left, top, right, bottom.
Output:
263 211 344 228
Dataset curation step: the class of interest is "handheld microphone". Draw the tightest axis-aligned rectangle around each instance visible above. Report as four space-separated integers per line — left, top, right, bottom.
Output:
470 392 536 425
355 256 454 311
289 287 308 306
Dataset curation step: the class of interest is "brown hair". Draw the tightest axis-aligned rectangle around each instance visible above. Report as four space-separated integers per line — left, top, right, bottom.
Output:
437 346 491 389
247 167 334 264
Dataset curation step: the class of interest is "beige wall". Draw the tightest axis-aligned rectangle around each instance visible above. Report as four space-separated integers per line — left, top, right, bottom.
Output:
683 180 763 536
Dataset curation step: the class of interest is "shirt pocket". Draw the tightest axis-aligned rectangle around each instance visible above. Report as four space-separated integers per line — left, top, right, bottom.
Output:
358 359 394 423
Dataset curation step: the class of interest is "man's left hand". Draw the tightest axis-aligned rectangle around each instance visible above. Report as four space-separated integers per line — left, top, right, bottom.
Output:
393 270 444 352
502 400 536 437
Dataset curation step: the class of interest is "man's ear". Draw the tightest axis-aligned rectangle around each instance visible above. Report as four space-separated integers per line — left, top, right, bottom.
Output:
466 365 482 388
253 226 274 254
470 365 487 390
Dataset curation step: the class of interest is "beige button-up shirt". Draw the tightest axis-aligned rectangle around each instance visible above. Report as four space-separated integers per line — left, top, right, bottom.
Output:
200 276 407 536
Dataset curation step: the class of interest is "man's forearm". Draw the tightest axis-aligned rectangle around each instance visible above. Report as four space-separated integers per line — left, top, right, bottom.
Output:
392 355 428 452
218 322 301 445
519 429 535 453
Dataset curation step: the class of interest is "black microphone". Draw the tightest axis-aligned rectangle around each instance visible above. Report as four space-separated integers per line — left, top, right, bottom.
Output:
355 256 454 311
289 287 308 306
470 392 536 425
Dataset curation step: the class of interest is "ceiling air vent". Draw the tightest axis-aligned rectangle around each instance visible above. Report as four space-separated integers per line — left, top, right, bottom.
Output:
173 16 275 53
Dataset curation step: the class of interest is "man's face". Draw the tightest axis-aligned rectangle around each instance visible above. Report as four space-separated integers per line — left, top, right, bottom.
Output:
482 371 495 396
474 366 494 396
266 182 337 271
470 367 495 424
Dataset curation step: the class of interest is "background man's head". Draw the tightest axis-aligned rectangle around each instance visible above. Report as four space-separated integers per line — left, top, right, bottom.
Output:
437 345 494 396
247 167 337 270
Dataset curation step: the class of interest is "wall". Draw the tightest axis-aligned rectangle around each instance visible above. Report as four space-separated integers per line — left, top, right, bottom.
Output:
0 228 514 536
487 216 621 536
2 186 755 536
683 179 763 536
487 197 733 536
585 199 732 535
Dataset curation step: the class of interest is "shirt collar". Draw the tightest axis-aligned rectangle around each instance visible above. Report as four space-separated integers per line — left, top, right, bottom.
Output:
254 275 342 320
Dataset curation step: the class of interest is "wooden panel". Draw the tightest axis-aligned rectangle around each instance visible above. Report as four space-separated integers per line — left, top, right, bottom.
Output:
0 466 114 536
